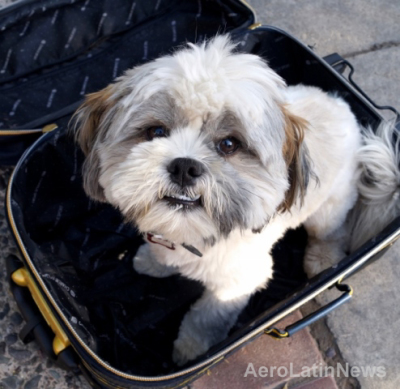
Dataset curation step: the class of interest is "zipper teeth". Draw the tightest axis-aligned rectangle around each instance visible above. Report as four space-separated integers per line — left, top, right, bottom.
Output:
7 151 400 382
238 0 257 23
0 129 42 135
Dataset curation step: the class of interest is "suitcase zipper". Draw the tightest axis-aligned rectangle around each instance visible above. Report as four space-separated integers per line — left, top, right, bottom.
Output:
248 22 262 30
6 141 400 382
0 123 58 136
237 0 257 24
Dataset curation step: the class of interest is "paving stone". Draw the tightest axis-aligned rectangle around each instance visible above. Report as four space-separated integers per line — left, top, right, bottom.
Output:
346 46 400 116
49 369 60 380
4 334 17 347
1 376 21 389
292 376 338 389
7 347 32 362
192 311 325 389
325 347 336 359
23 375 41 389
247 0 400 58
0 356 9 365
0 305 10 321
9 312 22 326
316 240 400 389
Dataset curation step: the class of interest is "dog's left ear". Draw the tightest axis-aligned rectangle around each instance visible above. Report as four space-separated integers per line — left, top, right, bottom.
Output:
279 105 312 212
72 85 115 202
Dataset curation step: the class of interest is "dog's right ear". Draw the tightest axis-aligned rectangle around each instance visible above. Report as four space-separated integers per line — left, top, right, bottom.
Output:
72 85 114 202
279 105 313 212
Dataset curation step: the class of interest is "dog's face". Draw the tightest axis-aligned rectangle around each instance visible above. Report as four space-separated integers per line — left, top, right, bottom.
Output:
74 36 309 246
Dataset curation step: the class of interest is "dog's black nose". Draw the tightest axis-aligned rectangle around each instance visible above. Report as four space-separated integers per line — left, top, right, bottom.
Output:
167 158 204 187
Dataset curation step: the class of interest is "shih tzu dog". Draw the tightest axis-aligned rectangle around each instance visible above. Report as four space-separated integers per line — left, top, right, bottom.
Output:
73 35 400 365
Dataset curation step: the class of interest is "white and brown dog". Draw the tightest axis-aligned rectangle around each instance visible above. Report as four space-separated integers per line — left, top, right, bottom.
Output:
73 36 400 365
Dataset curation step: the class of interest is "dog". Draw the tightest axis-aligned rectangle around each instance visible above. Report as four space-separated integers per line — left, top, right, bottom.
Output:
73 35 400 366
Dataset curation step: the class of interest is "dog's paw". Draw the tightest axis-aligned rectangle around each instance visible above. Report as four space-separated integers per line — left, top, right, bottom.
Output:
304 239 344 278
303 256 328 278
133 244 178 278
172 332 209 366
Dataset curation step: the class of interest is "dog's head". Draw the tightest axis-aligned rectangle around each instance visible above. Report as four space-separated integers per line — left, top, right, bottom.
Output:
73 35 310 246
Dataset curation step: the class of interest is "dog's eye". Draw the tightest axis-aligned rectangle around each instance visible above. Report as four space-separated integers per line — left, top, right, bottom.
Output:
217 137 241 155
146 125 169 140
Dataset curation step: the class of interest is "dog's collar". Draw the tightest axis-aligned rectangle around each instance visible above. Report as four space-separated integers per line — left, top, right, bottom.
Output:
145 233 203 257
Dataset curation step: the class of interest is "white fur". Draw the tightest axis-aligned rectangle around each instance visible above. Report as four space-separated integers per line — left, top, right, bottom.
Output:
347 122 400 251
75 35 400 366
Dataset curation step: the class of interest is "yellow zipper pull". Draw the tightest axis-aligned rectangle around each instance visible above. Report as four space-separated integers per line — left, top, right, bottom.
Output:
42 123 58 133
11 267 71 355
0 123 58 136
248 22 262 30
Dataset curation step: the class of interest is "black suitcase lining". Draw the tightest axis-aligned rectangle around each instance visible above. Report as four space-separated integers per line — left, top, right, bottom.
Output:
0 0 252 130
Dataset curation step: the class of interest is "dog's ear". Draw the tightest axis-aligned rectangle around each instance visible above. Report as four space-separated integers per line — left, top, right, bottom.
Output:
279 105 312 212
73 85 114 155
72 85 114 202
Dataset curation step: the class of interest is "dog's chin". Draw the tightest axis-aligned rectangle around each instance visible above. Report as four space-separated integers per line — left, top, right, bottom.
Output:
133 196 219 246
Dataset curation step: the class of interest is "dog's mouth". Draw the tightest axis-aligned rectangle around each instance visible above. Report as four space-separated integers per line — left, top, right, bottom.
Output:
163 193 202 208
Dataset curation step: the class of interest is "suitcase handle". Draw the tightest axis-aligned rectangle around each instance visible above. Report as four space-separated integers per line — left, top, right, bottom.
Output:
323 53 400 121
264 282 353 339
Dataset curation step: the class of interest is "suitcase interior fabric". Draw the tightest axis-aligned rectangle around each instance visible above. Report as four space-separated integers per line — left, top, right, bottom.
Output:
0 0 253 164
3 0 391 381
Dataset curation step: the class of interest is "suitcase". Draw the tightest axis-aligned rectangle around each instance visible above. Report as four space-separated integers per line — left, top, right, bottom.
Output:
2 0 400 388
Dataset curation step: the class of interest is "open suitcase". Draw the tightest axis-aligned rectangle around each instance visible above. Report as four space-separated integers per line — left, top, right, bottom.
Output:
2 0 400 388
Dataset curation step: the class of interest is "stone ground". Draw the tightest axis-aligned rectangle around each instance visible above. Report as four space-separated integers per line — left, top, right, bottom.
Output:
0 0 399 388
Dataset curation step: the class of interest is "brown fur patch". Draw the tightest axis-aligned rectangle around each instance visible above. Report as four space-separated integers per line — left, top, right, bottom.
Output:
279 104 310 212
72 84 114 155
71 85 117 202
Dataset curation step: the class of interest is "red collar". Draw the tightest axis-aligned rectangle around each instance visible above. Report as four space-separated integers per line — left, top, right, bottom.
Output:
146 233 175 250
145 233 203 257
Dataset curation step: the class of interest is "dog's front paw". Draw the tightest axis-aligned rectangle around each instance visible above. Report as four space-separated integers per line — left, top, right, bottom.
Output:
304 239 345 278
303 255 327 278
133 244 178 278
172 331 209 366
